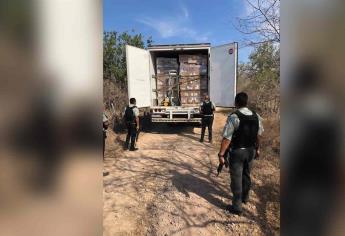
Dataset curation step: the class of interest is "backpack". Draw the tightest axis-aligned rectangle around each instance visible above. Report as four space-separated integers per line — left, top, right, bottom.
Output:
124 106 136 123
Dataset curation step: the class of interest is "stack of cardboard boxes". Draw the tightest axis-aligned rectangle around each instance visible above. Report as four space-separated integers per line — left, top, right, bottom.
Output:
155 55 208 106
156 57 179 104
179 54 208 105
179 55 208 76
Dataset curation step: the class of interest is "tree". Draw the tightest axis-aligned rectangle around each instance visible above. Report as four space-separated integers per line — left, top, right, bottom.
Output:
239 42 280 115
248 42 280 81
103 31 153 126
235 0 280 46
103 31 153 82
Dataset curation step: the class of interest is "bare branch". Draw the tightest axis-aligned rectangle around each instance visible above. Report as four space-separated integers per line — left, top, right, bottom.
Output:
256 3 280 40
235 0 280 45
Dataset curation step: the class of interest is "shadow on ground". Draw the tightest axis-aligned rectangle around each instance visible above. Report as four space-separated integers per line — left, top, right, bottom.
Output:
144 123 195 134
170 170 228 209
104 112 280 235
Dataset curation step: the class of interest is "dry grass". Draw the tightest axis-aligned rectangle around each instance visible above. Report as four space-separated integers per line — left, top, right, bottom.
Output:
103 79 128 131
237 74 280 164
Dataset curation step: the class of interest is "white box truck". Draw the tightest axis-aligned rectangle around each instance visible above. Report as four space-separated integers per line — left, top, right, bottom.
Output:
126 42 238 123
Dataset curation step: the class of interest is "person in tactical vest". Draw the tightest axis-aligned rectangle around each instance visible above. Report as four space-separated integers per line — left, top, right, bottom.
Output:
124 98 140 151
103 111 110 176
218 92 264 215
103 112 109 158
200 95 216 143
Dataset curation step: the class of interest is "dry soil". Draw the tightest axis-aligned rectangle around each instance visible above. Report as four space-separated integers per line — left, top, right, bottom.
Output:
103 112 280 236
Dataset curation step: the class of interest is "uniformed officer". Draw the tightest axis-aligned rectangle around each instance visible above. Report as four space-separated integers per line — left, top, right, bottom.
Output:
103 112 109 158
200 95 216 143
103 111 110 176
218 92 264 215
124 98 140 151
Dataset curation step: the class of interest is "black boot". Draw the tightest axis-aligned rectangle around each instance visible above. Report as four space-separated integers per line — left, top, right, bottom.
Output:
129 147 138 151
226 205 242 215
123 142 129 150
242 194 249 204
129 141 138 151
228 195 243 215
124 135 130 150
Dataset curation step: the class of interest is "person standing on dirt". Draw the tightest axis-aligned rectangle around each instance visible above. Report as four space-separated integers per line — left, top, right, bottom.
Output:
103 111 109 158
217 92 264 215
103 110 110 176
200 95 216 143
124 98 140 151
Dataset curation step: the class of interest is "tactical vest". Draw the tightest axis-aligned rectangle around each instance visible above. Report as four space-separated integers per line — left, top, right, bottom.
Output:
202 101 214 115
231 110 259 149
124 106 136 123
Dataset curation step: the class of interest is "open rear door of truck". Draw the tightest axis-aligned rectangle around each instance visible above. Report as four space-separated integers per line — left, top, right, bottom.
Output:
126 45 151 108
210 42 238 107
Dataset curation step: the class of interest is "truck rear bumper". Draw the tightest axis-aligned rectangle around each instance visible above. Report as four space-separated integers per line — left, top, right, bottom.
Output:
152 117 201 123
150 106 201 123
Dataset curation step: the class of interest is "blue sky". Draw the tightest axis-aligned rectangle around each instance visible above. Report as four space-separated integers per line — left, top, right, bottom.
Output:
104 0 253 63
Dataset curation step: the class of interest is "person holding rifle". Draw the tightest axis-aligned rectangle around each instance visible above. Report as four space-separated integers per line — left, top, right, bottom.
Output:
217 92 264 215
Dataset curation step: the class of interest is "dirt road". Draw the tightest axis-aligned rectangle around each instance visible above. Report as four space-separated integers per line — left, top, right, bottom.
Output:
103 113 280 236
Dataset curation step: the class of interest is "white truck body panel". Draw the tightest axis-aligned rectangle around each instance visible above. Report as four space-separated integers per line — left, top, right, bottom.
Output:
147 43 210 51
126 45 151 108
210 43 238 107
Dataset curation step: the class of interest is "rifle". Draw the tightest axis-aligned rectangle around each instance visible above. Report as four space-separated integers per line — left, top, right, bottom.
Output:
136 126 141 142
217 151 230 176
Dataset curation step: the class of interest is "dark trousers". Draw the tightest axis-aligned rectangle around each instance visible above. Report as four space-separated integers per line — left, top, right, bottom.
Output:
103 130 106 158
229 147 255 211
125 123 137 149
200 115 214 141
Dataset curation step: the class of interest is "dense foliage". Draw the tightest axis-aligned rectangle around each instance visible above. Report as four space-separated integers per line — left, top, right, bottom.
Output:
103 31 153 127
238 42 280 115
103 31 153 82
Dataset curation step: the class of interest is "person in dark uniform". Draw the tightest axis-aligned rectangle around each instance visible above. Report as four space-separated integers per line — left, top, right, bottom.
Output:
200 95 216 143
103 112 109 158
124 98 140 151
103 111 110 176
218 92 264 215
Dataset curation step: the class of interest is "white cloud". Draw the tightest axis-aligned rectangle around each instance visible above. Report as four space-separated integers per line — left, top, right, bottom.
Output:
137 17 179 38
181 4 189 19
137 5 210 42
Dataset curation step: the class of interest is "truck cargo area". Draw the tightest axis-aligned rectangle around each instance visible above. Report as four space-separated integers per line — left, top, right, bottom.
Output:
147 45 209 123
126 42 238 123
149 48 209 107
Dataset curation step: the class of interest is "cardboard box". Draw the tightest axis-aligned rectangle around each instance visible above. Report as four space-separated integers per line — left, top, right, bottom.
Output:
200 78 208 90
156 57 178 75
179 64 207 76
179 55 208 65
